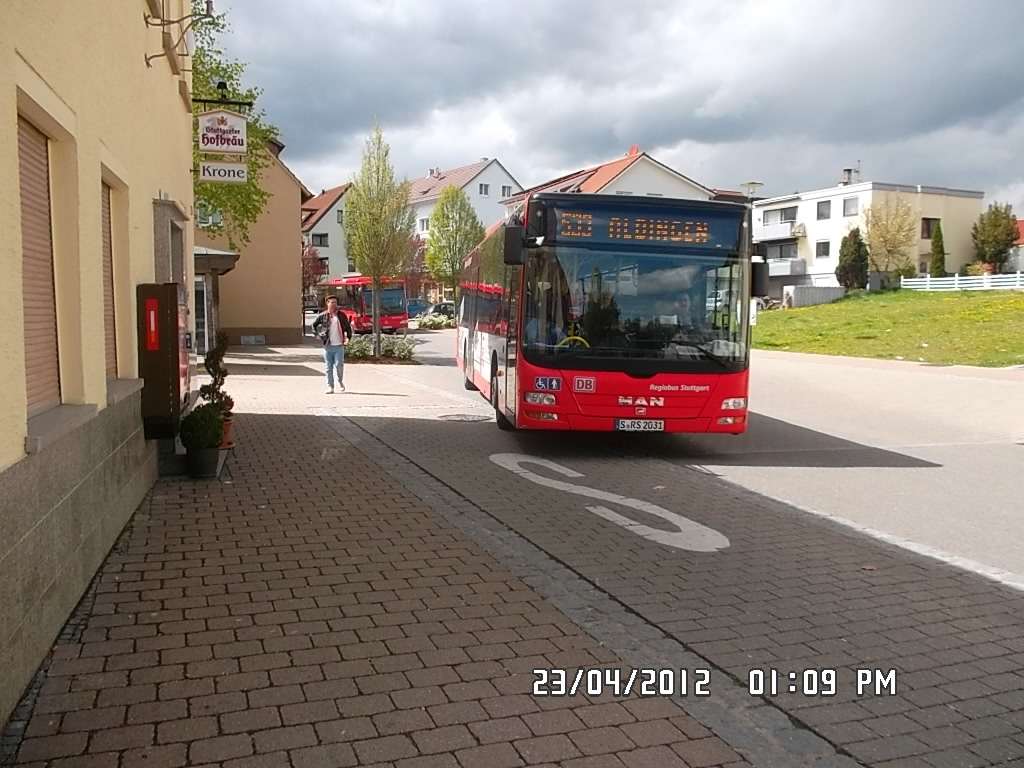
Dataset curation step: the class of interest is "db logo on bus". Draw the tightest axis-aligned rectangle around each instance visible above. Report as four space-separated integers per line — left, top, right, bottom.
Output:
573 377 597 393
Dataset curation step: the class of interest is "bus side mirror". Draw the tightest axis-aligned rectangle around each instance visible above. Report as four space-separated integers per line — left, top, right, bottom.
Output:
751 261 769 297
504 225 525 265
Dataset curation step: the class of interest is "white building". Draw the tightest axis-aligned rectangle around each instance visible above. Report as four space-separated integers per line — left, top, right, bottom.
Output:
301 184 351 280
752 170 984 296
503 145 715 205
409 158 523 240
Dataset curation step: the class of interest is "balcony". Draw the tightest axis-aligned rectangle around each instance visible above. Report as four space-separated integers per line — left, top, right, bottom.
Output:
753 221 805 242
768 258 807 277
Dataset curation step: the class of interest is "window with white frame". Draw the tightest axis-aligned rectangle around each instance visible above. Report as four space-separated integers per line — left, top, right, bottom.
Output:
312 233 329 247
418 218 429 232
815 241 831 258
763 206 797 224
766 242 799 259
817 200 831 220
337 208 344 225
478 183 489 196
843 197 858 216
197 203 223 228
501 185 513 198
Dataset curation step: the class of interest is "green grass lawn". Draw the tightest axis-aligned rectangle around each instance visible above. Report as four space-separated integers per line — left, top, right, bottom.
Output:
752 289 1024 367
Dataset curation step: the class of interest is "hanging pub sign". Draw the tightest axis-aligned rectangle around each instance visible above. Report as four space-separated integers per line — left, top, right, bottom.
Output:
199 160 248 184
197 109 247 155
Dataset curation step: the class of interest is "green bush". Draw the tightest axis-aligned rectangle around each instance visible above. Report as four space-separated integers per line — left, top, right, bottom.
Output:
417 314 454 330
345 334 415 360
180 402 223 450
964 261 987 276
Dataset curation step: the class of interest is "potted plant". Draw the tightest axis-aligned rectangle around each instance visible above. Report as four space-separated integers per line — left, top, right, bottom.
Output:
180 402 223 478
199 331 235 448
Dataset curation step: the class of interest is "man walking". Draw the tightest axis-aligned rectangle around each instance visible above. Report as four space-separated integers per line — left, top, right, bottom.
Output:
312 296 352 393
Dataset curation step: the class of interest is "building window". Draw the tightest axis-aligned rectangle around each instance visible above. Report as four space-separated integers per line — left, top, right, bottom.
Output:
763 206 797 225
921 217 939 239
843 197 858 216
101 183 117 379
19 116 61 417
197 203 223 228
817 200 831 220
501 185 513 198
478 183 489 196
919 259 929 274
418 218 429 233
312 233 329 247
336 208 344 225
766 242 799 260
815 241 830 259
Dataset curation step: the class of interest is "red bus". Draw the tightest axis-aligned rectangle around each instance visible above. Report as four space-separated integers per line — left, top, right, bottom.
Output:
324 276 409 334
456 193 767 433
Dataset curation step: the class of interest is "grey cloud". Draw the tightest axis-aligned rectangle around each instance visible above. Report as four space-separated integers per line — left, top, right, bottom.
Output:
218 0 1024 204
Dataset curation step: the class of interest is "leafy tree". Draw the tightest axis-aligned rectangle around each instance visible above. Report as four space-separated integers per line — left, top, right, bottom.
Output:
191 0 277 250
343 125 416 356
971 203 1018 272
863 196 916 274
835 227 869 289
426 186 485 301
302 244 326 298
929 221 946 277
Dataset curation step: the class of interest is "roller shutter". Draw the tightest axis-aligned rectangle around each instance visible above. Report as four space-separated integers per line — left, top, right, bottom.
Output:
18 117 60 417
102 183 117 378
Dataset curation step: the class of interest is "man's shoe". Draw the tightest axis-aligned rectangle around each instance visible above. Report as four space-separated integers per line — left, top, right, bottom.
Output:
338 384 346 393
325 387 334 394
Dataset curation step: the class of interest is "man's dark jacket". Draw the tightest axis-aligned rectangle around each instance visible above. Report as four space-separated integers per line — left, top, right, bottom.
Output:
312 310 353 346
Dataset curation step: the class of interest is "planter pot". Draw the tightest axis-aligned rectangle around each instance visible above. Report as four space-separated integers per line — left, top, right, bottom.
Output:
220 416 235 449
186 447 221 478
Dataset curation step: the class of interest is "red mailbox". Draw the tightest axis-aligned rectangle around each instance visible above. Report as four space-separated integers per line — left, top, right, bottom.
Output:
137 283 192 438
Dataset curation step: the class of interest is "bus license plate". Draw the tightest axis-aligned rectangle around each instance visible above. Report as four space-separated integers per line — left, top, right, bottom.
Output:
615 419 664 432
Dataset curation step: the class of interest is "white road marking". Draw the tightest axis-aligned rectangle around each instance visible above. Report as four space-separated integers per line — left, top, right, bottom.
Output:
489 453 730 552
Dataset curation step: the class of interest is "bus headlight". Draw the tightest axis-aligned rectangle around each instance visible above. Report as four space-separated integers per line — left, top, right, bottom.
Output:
525 392 556 406
721 398 746 410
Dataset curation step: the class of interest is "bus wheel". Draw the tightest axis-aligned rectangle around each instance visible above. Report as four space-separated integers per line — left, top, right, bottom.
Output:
492 371 514 431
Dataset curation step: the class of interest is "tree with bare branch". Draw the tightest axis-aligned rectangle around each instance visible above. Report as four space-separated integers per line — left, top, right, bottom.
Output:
863 196 917 275
343 125 416 356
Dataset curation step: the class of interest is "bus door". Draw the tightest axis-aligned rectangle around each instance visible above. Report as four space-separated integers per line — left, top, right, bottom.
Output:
503 265 522 419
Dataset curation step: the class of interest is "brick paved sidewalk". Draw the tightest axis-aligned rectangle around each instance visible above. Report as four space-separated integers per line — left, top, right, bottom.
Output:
2 413 750 768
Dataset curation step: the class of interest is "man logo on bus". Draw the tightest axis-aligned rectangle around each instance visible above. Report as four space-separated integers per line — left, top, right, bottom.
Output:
619 396 664 407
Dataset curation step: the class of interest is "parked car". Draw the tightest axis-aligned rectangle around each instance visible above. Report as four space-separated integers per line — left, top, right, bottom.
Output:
407 298 429 318
424 301 455 318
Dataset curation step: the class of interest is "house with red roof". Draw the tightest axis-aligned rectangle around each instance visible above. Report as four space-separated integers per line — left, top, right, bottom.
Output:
501 145 716 207
301 183 352 280
1011 219 1024 272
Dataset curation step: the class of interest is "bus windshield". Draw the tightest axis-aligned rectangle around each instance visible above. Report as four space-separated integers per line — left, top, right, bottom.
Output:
522 245 748 373
363 286 406 315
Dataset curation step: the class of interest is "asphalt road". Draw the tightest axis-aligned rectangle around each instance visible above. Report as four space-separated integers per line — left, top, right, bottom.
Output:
225 327 1024 767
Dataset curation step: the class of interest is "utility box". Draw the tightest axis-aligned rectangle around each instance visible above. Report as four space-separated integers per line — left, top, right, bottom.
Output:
137 283 192 439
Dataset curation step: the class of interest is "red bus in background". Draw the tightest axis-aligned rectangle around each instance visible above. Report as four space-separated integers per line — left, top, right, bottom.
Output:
457 193 768 433
324 276 408 334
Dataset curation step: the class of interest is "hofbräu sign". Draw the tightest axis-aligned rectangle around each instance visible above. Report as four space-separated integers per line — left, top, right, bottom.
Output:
198 109 247 155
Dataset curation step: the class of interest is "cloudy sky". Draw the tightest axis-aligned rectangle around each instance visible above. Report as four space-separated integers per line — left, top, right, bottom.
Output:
217 0 1024 208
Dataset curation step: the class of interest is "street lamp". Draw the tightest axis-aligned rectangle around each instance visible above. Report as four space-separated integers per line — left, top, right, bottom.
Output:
741 181 764 201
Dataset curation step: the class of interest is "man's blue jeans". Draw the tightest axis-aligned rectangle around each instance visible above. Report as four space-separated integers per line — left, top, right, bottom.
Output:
324 344 345 388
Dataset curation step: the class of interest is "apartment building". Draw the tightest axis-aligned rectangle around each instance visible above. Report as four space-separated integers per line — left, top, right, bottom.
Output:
753 169 984 296
0 0 196 724
301 183 351 280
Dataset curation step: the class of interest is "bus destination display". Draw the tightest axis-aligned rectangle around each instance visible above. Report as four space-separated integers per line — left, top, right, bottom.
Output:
553 206 741 250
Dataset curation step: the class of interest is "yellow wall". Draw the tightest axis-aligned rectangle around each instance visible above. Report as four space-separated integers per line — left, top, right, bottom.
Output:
869 189 983 274
0 0 195 470
196 150 306 339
